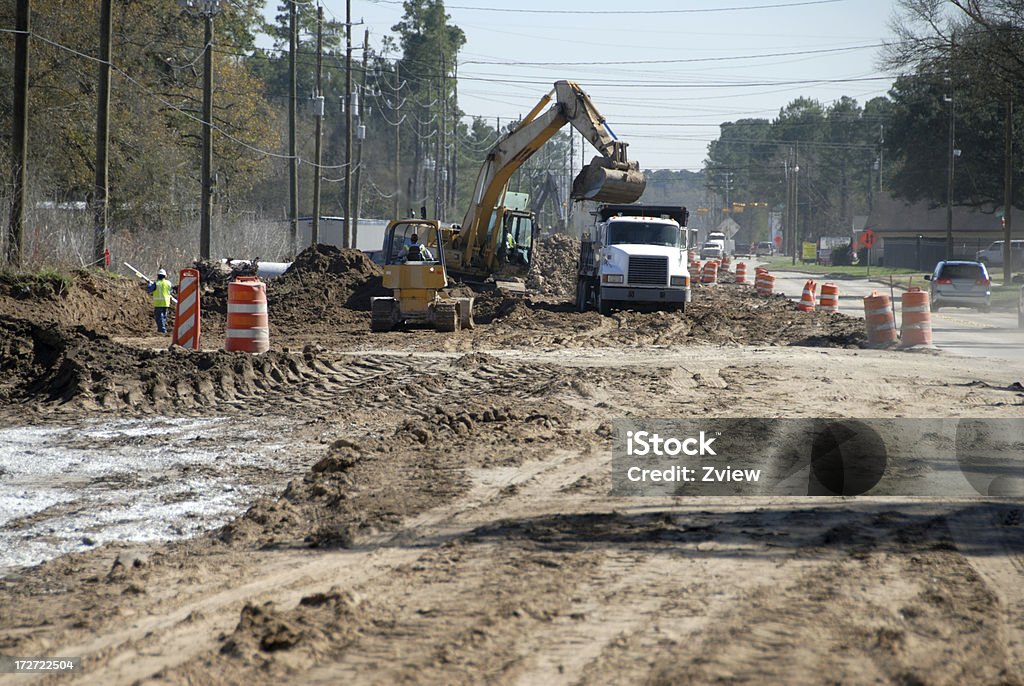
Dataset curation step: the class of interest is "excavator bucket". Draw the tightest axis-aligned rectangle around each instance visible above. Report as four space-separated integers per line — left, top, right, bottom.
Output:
571 156 647 204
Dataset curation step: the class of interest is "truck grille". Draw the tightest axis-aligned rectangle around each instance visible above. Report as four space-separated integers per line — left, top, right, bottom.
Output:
628 256 668 286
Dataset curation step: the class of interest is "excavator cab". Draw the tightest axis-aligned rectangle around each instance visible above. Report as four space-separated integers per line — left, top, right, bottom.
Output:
495 210 534 270
370 219 474 333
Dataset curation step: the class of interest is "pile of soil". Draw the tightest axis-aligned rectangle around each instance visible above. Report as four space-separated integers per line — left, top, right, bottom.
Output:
0 313 344 415
0 269 153 337
527 233 580 297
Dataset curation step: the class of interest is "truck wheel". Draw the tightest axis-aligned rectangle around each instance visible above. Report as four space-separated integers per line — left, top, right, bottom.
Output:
576 281 589 312
597 292 611 316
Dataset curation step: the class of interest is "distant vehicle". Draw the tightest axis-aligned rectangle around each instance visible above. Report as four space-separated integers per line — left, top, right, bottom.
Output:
924 260 991 312
1018 282 1024 328
706 231 734 256
733 243 751 257
700 242 724 260
755 241 775 257
975 240 1024 268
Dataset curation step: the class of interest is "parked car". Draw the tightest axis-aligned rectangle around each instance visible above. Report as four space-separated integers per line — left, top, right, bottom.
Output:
924 260 991 312
755 241 775 257
975 240 1024 268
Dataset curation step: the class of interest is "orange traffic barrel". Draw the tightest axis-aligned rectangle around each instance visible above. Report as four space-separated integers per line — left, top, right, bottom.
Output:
173 268 201 350
755 271 775 295
735 262 748 284
796 279 817 312
226 276 269 353
701 260 719 284
863 290 897 346
900 287 933 346
818 282 839 312
721 254 732 271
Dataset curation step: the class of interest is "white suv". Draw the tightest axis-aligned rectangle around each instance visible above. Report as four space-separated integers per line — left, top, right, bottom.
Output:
975 240 1024 268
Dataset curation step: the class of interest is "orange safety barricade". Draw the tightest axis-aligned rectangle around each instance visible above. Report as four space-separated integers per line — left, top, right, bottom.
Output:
796 279 817 312
173 268 201 350
863 290 897 346
818 282 839 312
226 276 270 353
735 262 748 284
900 287 933 346
701 260 719 284
721 254 731 271
755 271 775 295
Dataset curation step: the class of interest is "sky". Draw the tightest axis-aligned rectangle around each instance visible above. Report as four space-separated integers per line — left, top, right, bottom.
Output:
301 0 901 172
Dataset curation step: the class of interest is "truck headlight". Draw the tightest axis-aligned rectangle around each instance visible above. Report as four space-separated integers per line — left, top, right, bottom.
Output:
671 276 688 287
603 274 624 284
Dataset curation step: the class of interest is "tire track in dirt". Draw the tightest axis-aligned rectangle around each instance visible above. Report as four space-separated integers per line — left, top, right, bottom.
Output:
27 448 600 685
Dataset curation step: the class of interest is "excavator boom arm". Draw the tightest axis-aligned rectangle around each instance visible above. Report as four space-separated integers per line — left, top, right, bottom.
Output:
459 80 645 269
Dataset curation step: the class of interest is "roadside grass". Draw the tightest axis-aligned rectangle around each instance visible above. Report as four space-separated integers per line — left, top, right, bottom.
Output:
0 268 73 298
760 255 919 278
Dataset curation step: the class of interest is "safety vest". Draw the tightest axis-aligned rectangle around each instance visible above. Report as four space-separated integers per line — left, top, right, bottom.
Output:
152 278 172 308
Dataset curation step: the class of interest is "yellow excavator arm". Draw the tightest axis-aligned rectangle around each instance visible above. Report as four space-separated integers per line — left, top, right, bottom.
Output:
457 80 646 273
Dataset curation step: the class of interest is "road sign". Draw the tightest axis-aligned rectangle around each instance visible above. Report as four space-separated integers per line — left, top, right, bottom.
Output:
862 229 877 249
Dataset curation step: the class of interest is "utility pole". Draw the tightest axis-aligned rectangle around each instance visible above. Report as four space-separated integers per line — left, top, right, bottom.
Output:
878 124 884 192
945 83 955 260
1003 93 1013 286
311 4 323 246
393 63 400 220
448 57 458 215
7 0 30 268
433 54 442 220
288 1 298 254
91 0 112 269
343 0 352 248
199 3 216 260
352 28 369 244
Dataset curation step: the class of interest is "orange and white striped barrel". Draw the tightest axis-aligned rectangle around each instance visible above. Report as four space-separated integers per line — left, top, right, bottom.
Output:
689 258 700 275
754 271 775 295
701 260 719 284
735 262 748 284
796 279 817 312
863 290 897 346
721 254 731 271
900 287 933 346
172 268 201 350
226 276 269 353
818 282 839 312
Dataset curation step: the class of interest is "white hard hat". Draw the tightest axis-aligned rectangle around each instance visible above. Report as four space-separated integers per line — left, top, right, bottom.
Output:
157 269 167 277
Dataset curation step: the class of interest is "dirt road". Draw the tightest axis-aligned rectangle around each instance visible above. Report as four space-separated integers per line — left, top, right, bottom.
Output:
1 246 1023 685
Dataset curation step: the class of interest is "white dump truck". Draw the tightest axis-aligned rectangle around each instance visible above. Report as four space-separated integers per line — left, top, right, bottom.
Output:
576 204 692 314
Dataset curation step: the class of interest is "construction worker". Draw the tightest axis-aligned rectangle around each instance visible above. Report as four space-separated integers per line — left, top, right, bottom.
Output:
146 268 174 334
401 233 433 262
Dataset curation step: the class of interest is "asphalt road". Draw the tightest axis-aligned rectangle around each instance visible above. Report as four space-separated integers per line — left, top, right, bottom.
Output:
745 263 1023 363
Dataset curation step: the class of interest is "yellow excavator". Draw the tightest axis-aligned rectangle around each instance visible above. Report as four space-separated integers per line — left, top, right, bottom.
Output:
444 80 646 285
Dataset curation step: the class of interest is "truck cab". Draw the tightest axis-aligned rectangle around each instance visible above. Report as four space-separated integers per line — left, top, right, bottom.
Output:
577 204 691 314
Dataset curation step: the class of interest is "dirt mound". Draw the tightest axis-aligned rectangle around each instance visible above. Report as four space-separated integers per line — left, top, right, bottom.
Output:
272 244 387 314
0 269 153 337
0 314 350 414
527 233 580 297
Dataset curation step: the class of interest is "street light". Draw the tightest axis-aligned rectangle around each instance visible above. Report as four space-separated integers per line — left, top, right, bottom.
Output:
181 0 222 260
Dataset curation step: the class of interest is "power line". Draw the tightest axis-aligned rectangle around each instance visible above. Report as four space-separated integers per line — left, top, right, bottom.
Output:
461 43 885 67
365 0 848 15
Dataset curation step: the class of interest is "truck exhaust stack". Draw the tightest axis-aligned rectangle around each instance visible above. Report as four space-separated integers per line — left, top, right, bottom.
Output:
572 156 647 204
